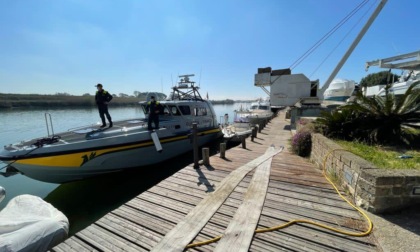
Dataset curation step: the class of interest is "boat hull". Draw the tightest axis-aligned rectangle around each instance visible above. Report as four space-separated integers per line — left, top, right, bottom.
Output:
3 130 221 183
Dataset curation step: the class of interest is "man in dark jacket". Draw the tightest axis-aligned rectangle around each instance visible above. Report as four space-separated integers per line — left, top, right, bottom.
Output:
146 96 161 130
95 83 113 128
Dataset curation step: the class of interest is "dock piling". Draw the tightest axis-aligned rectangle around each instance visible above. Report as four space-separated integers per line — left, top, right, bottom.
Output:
220 143 226 158
202 148 210 165
241 136 246 149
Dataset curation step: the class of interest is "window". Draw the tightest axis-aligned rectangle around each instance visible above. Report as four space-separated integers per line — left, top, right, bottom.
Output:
163 105 170 115
169 105 181 116
178 105 191 115
194 107 208 116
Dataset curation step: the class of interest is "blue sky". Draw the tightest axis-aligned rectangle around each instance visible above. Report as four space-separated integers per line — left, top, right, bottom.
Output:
1 0 419 99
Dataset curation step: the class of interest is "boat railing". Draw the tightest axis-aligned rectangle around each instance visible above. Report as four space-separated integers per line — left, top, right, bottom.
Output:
44 113 55 137
67 123 101 132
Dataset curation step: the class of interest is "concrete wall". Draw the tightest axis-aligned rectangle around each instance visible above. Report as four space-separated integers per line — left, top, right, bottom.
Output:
310 133 420 213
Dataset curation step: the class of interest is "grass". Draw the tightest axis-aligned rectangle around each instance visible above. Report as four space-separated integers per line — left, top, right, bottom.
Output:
336 140 420 170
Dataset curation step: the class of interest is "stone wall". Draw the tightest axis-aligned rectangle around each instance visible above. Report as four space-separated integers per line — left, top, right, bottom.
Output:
310 133 420 213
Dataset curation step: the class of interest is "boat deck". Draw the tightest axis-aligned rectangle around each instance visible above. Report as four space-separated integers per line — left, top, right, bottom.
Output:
6 118 152 150
51 112 379 251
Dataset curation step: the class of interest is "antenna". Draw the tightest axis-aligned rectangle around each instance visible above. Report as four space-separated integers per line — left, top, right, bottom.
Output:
199 67 202 87
161 77 163 93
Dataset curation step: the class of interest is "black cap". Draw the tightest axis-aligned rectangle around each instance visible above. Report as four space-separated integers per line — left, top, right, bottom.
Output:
151 96 155 99
95 83 103 87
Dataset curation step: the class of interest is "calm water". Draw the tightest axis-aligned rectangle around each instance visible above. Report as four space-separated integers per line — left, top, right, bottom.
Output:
0 103 248 235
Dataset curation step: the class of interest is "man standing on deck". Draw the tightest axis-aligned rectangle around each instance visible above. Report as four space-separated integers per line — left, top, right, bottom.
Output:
146 96 161 130
95 83 113 128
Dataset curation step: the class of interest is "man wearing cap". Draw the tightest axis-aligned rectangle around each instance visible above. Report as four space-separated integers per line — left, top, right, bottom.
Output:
95 83 113 128
146 96 162 130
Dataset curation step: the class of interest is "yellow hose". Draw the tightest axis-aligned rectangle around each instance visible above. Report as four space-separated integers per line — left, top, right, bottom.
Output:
186 148 373 249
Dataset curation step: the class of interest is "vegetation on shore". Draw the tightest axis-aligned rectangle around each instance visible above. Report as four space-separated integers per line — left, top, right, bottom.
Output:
0 93 246 109
0 93 140 109
291 81 420 169
336 140 420 170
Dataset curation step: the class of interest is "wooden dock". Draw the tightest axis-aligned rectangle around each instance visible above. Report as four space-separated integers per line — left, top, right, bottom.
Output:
52 112 379 252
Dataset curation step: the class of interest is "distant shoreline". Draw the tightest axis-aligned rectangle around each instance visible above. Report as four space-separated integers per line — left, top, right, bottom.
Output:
0 93 247 109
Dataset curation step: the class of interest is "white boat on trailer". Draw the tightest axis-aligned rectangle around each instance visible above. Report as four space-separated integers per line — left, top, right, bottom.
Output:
0 75 222 183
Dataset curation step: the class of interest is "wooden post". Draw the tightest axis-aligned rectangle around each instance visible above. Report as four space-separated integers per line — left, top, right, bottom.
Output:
220 143 226 158
253 126 258 138
241 136 246 149
258 123 262 132
192 123 199 169
251 127 256 141
202 147 210 166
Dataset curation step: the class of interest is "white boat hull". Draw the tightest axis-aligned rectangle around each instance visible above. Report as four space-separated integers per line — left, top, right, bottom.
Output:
6 130 220 183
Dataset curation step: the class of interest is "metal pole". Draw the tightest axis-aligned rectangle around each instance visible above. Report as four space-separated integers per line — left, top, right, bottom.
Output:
192 123 199 168
321 0 388 97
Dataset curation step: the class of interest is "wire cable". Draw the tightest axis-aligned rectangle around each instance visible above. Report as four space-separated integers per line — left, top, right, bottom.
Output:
289 0 370 70
309 0 377 78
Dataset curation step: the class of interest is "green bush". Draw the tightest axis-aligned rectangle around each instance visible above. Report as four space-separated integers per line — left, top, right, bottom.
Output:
315 81 420 146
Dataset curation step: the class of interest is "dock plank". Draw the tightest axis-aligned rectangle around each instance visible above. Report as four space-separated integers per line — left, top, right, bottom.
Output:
214 157 272 252
151 146 282 252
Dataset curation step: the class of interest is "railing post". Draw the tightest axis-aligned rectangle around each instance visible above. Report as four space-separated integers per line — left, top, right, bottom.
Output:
241 136 246 149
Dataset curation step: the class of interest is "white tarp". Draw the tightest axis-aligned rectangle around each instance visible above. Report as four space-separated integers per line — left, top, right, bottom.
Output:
0 195 69 252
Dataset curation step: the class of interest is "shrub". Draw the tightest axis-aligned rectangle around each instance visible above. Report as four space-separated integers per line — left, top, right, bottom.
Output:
315 80 420 146
291 130 312 157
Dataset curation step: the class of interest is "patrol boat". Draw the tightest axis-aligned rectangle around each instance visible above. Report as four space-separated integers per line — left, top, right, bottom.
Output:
0 75 222 183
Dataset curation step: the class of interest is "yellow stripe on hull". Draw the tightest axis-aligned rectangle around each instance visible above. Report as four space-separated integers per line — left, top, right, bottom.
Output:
14 128 220 168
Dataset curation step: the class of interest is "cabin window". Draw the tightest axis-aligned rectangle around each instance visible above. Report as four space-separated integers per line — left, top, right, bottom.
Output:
169 105 181 116
162 105 170 115
178 105 191 115
194 107 208 116
251 105 258 110
259 105 269 110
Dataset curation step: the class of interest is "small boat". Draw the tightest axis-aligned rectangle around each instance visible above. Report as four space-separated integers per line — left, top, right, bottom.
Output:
0 194 69 252
221 123 253 142
234 98 273 125
0 75 222 183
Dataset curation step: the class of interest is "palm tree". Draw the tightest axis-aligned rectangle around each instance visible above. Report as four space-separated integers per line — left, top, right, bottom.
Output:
316 80 420 145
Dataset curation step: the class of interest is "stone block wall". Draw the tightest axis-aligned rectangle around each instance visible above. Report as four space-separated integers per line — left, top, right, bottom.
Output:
310 133 420 213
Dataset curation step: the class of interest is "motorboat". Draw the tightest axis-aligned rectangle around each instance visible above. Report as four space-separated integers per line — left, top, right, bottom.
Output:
323 78 356 101
234 98 273 125
376 71 420 96
364 51 420 97
220 113 253 142
0 194 69 251
0 75 222 183
221 123 253 142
